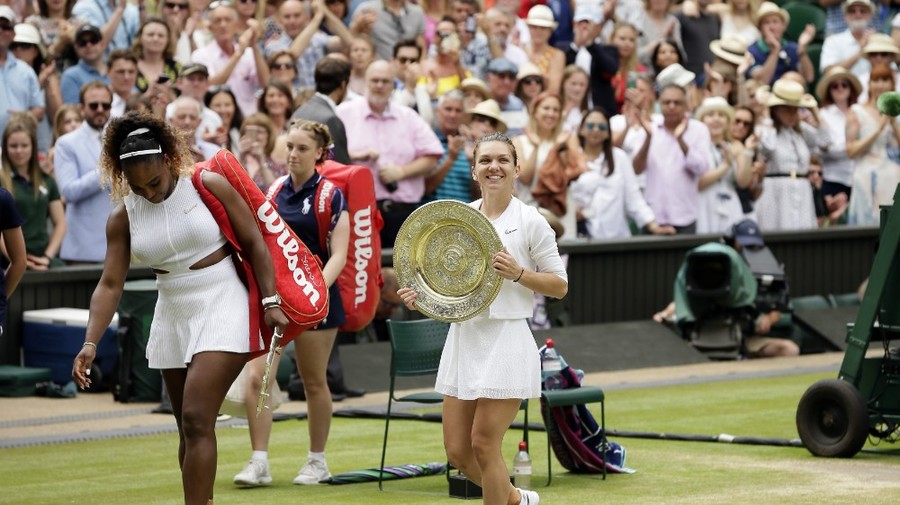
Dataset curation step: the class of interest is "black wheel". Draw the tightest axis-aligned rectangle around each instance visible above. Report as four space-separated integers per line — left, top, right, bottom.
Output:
796 379 868 458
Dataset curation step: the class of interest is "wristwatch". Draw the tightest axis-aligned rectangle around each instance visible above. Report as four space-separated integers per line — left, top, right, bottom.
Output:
262 293 282 307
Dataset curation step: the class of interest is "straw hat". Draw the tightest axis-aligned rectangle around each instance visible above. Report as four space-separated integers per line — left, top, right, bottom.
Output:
863 33 900 55
767 79 817 108
13 23 47 58
460 77 492 99
754 2 789 28
814 66 862 102
525 4 557 29
695 96 735 122
517 62 543 81
655 63 696 89
464 99 508 133
843 0 874 13
710 34 748 66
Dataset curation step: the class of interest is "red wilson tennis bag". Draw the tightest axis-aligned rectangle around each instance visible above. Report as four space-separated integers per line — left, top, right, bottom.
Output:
267 160 384 332
192 149 328 355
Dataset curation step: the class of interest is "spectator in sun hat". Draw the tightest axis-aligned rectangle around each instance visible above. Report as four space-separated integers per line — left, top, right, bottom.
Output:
10 22 55 153
856 33 900 102
747 1 815 85
72 0 140 54
819 0 876 78
0 7 46 150
485 56 527 135
754 78 828 230
460 76 491 110
710 34 748 68
815 65 861 204
524 4 565 94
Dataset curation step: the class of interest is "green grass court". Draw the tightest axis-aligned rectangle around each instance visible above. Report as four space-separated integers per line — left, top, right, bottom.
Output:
3 371 900 505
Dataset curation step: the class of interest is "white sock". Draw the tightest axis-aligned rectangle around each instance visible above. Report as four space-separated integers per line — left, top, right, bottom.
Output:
251 451 268 463
308 451 326 463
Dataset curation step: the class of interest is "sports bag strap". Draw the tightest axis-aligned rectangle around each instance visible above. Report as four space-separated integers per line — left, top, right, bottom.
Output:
315 178 335 253
266 175 290 205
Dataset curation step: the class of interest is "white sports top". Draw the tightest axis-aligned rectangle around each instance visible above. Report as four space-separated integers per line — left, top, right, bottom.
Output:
125 177 227 274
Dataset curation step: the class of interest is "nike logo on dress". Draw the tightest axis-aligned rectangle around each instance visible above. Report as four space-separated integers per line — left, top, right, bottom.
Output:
183 203 198 214
504 228 517 234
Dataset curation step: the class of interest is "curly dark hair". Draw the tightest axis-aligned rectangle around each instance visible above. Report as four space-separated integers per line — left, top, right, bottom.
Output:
100 111 194 200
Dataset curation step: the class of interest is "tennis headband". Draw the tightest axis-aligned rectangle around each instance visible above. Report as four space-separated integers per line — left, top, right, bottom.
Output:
119 128 163 160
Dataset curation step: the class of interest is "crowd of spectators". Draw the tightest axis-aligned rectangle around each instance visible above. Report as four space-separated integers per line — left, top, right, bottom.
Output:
2 0 900 265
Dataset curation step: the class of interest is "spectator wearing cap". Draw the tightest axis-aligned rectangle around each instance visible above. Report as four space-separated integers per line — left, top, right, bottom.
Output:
352 0 426 61
483 7 528 68
60 24 107 104
485 57 527 135
820 0 876 78
755 78 828 230
264 0 353 91
170 63 224 145
675 0 721 82
747 2 815 85
524 4 565 94
54 81 113 263
107 49 138 118
191 1 268 118
336 60 444 248
0 7 46 147
565 5 620 119
815 66 861 203
824 0 883 36
856 34 900 102
632 82 713 234
72 0 139 54
424 89 472 202
292 56 353 164
10 22 56 154
655 63 699 111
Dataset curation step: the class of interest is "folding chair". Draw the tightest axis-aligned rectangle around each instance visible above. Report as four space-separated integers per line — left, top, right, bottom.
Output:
540 386 606 486
379 318 450 490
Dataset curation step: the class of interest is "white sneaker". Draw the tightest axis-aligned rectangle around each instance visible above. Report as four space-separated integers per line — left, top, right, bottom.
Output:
292 458 332 485
233 460 272 487
518 488 540 505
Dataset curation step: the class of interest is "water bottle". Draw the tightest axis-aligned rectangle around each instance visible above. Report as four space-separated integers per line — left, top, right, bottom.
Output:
541 339 564 389
512 441 532 490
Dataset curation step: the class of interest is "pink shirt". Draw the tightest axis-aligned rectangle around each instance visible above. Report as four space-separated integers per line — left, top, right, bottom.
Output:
191 41 259 117
642 118 712 227
336 100 444 203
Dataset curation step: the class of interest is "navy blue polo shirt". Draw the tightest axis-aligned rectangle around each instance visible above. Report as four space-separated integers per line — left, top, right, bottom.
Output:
274 171 347 263
0 188 23 299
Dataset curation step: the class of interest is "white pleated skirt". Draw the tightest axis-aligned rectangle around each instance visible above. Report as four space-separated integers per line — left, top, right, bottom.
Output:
435 315 541 401
146 258 258 369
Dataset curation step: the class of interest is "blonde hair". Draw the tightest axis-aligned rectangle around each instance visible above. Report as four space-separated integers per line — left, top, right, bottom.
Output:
52 104 81 144
287 119 334 164
240 114 278 155
611 22 640 73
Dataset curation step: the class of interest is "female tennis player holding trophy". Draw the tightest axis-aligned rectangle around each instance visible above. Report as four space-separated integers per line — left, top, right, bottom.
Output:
399 132 568 505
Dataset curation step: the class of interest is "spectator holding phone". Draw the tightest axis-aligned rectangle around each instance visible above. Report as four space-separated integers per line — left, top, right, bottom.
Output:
238 113 286 190
133 17 182 93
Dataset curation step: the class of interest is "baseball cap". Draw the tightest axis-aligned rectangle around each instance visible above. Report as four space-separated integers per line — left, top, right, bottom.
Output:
76 24 102 40
180 63 210 78
486 57 518 75
573 5 601 23
731 219 764 247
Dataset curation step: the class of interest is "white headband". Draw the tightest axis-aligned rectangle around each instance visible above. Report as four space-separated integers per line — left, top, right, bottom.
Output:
119 128 162 160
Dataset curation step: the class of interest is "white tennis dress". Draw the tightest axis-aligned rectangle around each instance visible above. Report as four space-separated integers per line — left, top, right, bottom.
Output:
125 177 259 369
434 198 568 400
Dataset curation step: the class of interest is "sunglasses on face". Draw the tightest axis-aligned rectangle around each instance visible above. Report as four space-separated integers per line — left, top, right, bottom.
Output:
521 76 543 86
271 62 294 70
326 0 344 4
208 0 234 10
76 37 101 47
0 23 14 32
584 122 608 131
734 118 753 126
10 42 37 51
472 114 498 127
208 84 232 95
397 56 418 65
86 102 112 111
238 0 256 4
495 72 516 81
164 1 189 9
830 81 850 90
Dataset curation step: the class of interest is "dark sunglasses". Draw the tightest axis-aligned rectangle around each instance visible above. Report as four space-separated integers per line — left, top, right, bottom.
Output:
325 0 344 4
164 1 189 9
584 122 608 131
10 42 37 51
495 72 516 81
238 0 256 4
471 114 498 127
270 62 295 70
521 76 543 86
0 23 14 32
76 37 101 47
829 81 850 90
86 102 112 111
396 56 417 65
208 84 232 94
734 118 753 126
